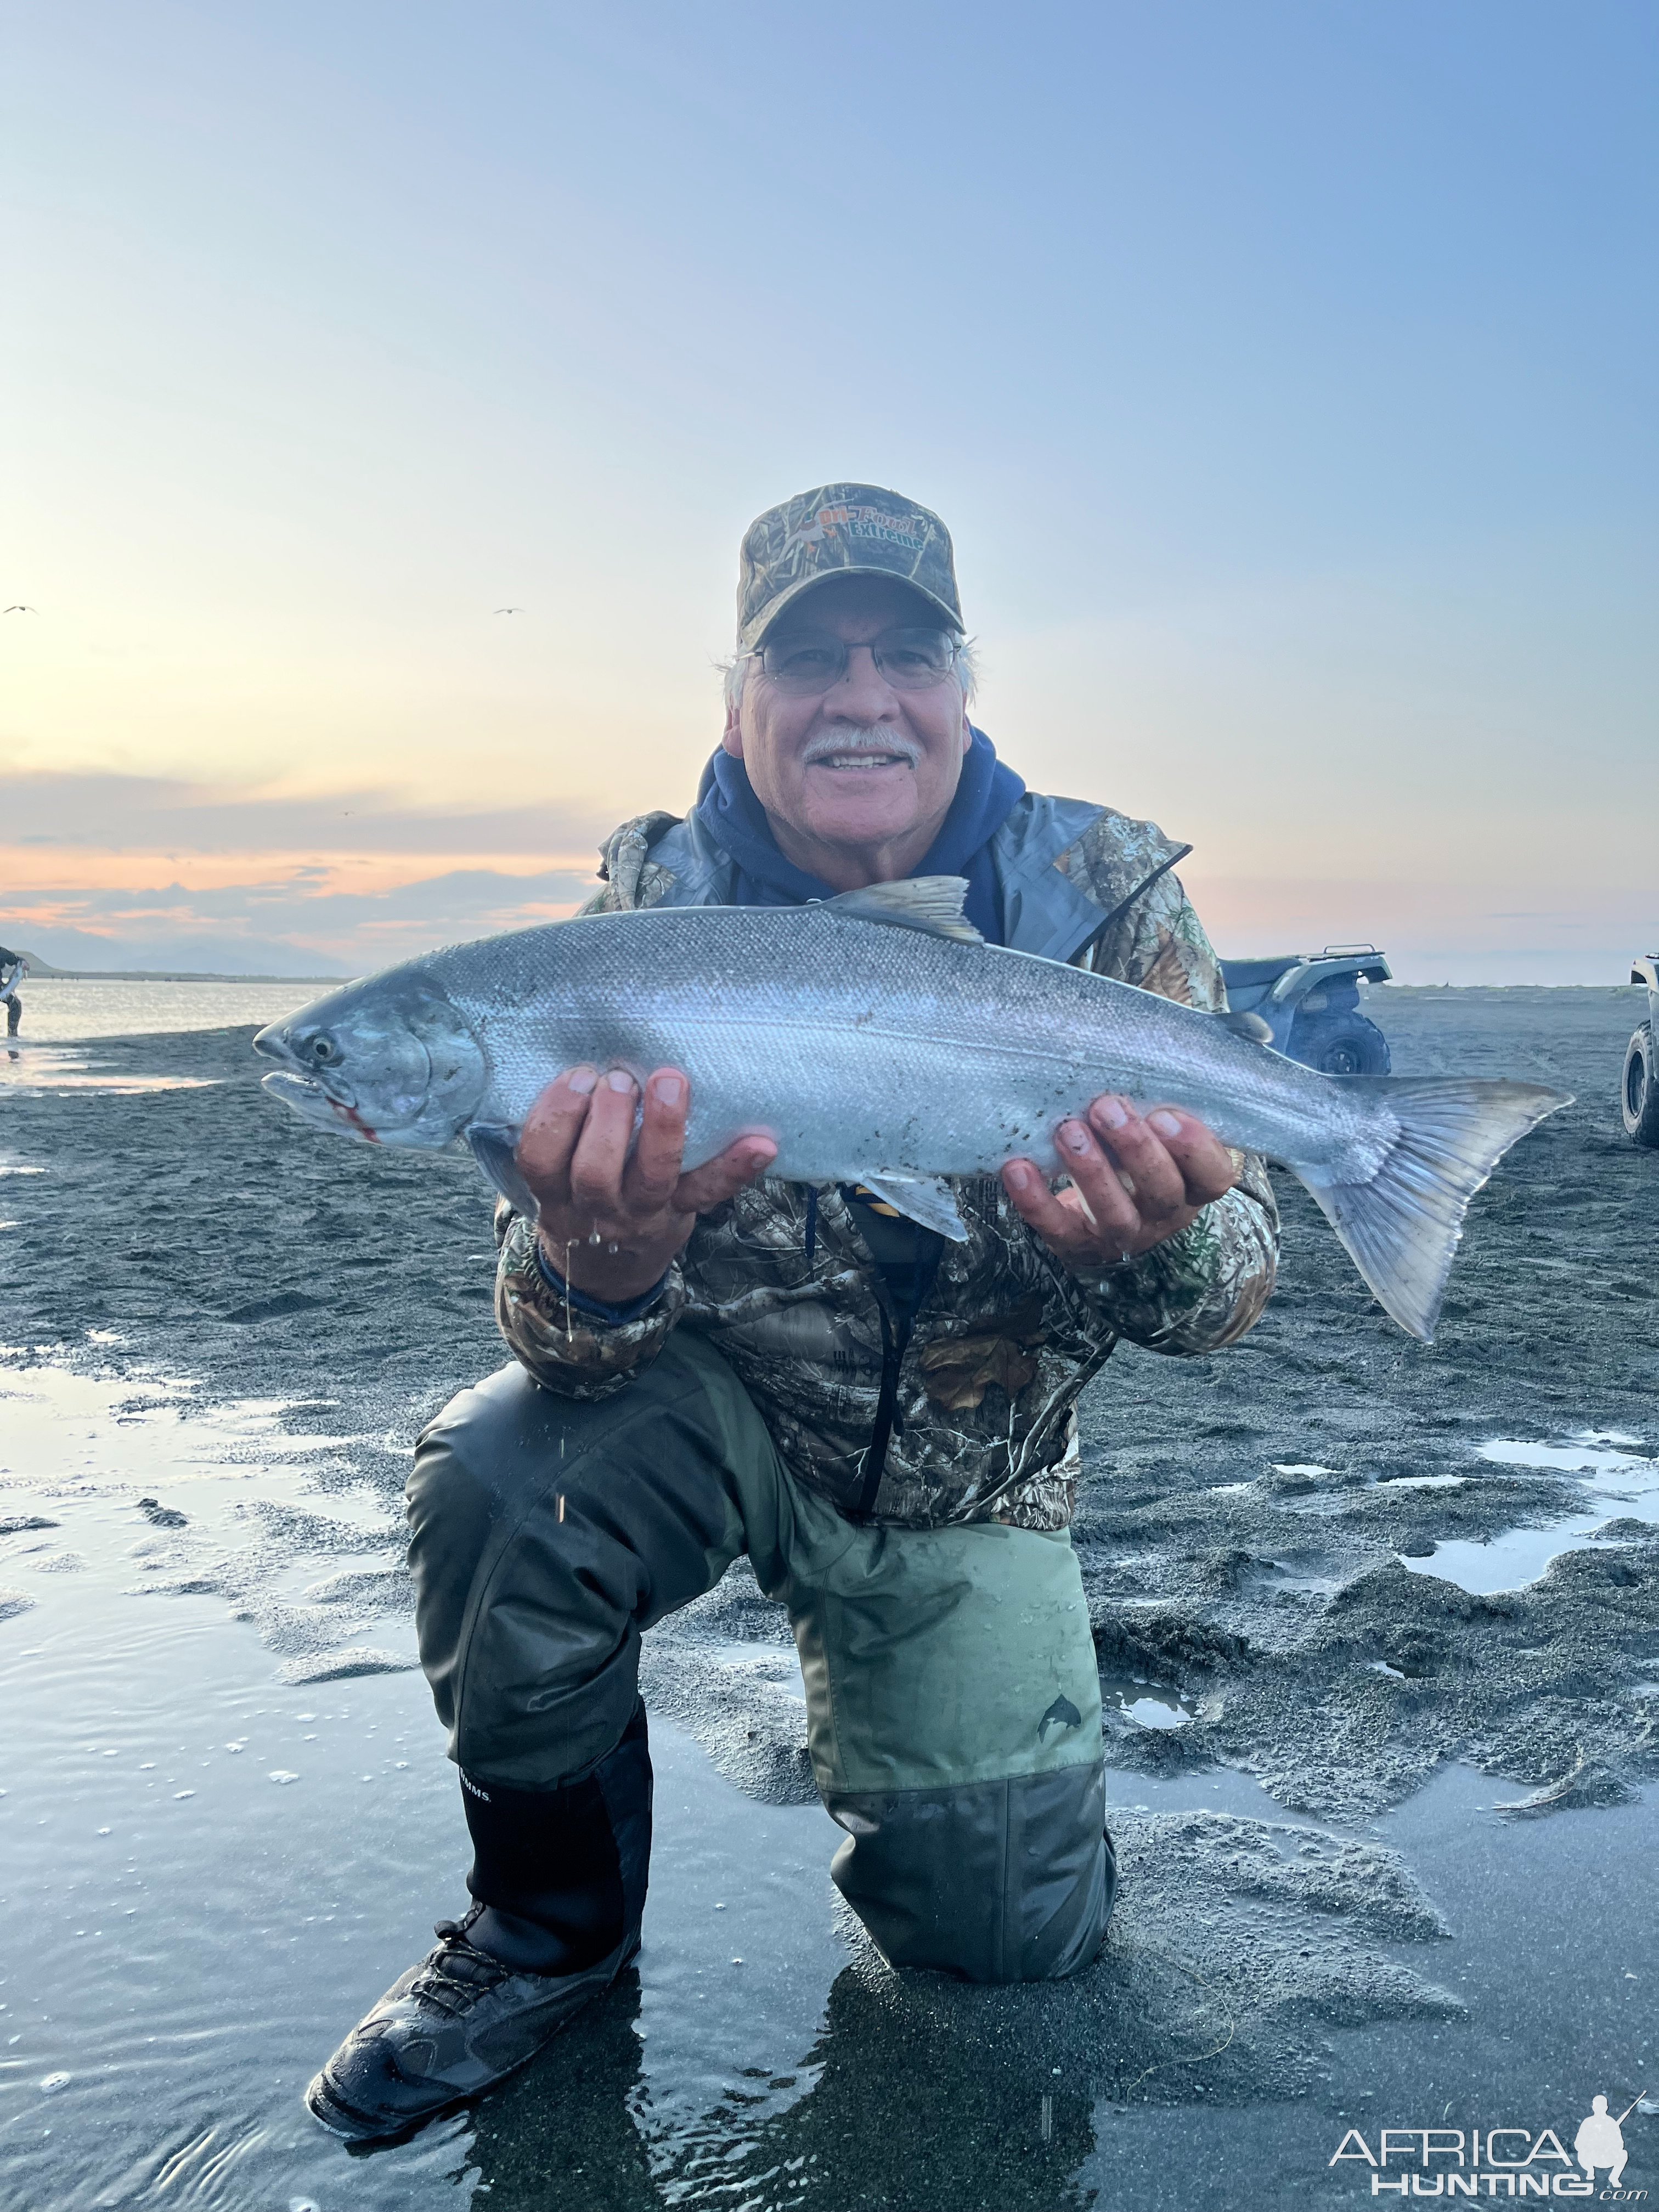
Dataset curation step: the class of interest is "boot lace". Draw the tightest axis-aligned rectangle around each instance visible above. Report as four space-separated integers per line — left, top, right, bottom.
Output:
408 1918 512 2019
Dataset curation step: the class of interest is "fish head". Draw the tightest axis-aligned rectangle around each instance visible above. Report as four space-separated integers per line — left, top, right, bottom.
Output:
253 973 487 1148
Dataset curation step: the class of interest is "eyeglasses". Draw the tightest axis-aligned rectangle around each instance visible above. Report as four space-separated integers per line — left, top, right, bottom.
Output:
747 625 962 695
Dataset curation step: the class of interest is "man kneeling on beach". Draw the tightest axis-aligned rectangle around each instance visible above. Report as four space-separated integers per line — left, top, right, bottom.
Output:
307 483 1282 2140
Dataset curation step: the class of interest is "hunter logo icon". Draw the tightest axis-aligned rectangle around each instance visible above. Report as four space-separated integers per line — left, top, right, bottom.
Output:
1575 2097 1637 2191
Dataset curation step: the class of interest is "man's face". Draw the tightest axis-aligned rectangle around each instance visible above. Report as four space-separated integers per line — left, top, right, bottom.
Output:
723 575 971 865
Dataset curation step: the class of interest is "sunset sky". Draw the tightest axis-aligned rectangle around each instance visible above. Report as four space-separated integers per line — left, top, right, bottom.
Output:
4 3 1655 981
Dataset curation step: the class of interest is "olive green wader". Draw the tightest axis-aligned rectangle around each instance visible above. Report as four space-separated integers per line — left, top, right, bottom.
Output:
409 1330 1114 1984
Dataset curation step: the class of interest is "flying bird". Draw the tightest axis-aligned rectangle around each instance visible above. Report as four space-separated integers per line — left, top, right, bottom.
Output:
3 604 40 613
494 606 524 614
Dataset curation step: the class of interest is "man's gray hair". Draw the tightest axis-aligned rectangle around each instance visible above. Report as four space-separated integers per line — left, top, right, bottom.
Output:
722 636 979 715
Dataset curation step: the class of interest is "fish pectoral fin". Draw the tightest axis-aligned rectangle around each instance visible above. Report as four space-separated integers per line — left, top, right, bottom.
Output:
860 1172 970 1242
824 876 983 945
1216 1008 1274 1043
467 1122 540 1221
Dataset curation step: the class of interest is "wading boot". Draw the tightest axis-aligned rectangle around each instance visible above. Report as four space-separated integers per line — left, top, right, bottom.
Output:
304 1904 638 2141
307 1704 654 2142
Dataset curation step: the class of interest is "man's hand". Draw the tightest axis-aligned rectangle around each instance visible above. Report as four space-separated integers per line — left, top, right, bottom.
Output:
1001 1095 1236 1272
520 1065 776 1304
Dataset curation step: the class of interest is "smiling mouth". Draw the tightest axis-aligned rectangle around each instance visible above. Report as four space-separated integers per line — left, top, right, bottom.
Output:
809 750 916 772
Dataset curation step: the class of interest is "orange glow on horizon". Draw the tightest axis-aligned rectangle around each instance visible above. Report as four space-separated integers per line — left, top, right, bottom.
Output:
0 846 596 898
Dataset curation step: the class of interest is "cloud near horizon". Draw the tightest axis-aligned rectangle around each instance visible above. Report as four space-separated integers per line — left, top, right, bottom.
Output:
0 769 610 973
1 767 615 859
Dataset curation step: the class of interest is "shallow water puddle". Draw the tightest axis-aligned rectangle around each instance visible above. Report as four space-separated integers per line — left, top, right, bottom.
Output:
0 1358 393 1506
1479 1434 1652 1477
0 1357 408 1679
1101 1672 1197 1728
0 1045 218 1094
1404 1432 1658 1594
0 1354 855 2209
1268 1463 1364 1517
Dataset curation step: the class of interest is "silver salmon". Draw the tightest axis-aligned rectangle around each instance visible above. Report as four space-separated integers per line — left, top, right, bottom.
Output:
253 876 1569 1341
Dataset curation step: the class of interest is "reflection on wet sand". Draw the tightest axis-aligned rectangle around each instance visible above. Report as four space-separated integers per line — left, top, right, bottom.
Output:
463 1963 1103 2212
1404 1435 1659 1594
0 1042 219 1093
464 1804 1453 2212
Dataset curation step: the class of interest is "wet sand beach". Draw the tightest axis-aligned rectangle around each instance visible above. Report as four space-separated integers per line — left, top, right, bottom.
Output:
1 984 1655 2208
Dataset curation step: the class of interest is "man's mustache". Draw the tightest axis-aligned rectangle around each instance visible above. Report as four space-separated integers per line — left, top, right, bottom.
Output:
800 727 923 766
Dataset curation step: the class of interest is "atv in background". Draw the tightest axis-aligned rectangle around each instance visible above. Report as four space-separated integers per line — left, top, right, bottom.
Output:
1621 956 1659 1147
1220 946 1393 1075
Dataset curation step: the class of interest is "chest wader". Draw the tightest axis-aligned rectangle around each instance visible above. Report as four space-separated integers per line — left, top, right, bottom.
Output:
407 1328 1113 1990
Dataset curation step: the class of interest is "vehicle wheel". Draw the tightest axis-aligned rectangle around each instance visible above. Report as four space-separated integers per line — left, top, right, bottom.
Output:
1622 1024 1659 1147
1295 1015 1391 1076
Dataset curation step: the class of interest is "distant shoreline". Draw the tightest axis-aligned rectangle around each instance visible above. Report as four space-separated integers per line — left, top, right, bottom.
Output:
7 951 1641 992
15 962 344 984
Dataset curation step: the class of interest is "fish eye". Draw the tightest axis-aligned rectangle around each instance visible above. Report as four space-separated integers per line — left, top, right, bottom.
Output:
308 1033 341 1065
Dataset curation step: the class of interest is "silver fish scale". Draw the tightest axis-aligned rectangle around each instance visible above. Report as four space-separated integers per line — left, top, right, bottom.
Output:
426 904 1385 1182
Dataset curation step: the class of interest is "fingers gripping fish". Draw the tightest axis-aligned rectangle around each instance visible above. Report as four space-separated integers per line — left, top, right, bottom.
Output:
253 877 1570 1342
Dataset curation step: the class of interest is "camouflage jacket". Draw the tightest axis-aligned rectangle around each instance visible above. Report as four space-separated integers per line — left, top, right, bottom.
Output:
494 792 1280 1531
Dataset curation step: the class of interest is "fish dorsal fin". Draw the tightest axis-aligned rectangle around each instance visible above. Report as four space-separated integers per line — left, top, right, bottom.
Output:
824 876 983 945
1216 1008 1274 1043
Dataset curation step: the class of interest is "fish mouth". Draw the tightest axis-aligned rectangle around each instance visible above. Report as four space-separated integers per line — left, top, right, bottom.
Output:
261 1067 335 1119
254 1022 355 1105
261 1069 383 1143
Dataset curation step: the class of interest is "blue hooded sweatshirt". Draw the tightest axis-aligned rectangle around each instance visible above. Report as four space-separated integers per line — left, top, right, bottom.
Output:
692 726 1026 945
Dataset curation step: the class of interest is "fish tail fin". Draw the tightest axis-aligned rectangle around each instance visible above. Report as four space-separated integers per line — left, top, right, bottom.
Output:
1292 1077 1570 1342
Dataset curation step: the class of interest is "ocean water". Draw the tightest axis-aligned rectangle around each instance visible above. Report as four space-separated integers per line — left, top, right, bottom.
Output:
2 977 336 1044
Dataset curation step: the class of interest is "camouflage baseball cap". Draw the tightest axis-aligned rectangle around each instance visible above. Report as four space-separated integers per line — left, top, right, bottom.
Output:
737 482 963 649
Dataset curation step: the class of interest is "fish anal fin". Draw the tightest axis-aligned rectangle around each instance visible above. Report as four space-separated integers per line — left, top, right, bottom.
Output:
860 1172 970 1242
468 1122 540 1221
825 877 983 945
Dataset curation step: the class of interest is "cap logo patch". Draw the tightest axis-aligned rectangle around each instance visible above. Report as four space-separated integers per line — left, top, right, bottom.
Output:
812 504 930 552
